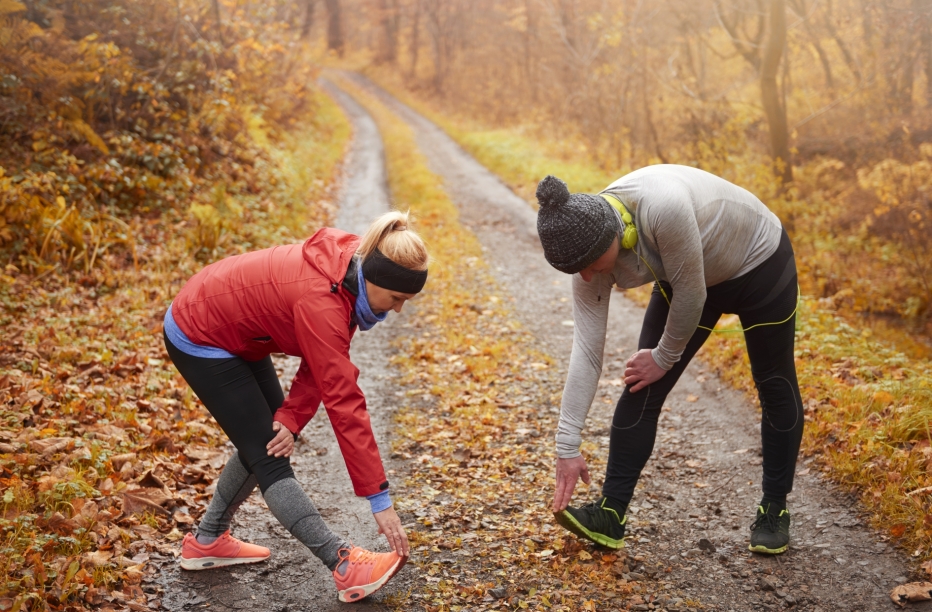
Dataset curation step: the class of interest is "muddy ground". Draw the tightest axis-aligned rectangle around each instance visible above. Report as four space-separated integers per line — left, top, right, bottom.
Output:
149 70 931 612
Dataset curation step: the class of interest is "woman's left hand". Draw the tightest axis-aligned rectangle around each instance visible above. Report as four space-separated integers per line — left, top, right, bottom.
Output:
624 349 668 392
266 421 295 457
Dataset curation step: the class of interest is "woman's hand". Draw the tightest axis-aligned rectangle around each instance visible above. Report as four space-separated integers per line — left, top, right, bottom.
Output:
624 349 667 393
266 421 295 457
553 455 591 512
374 506 409 557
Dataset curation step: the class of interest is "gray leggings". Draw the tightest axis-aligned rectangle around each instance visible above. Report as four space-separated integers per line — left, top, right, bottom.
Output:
164 334 346 569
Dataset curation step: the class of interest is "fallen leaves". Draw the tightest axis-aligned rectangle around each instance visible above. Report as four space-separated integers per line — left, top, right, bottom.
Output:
891 582 932 608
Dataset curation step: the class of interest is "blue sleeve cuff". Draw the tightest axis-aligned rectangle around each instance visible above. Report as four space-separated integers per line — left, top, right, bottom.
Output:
366 489 392 513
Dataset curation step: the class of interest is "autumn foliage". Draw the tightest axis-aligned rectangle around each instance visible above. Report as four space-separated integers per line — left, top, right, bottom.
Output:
1 1 349 610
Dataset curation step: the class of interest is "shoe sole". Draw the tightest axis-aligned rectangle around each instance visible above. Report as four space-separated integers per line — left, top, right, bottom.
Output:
180 555 269 570
337 555 407 603
748 543 788 555
554 510 624 549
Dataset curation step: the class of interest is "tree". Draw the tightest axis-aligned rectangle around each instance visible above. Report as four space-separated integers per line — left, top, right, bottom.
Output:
761 0 792 184
376 0 400 64
324 0 344 57
301 0 317 39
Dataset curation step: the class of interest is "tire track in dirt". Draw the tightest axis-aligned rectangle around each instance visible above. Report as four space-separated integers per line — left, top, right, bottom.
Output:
153 79 414 612
339 71 929 612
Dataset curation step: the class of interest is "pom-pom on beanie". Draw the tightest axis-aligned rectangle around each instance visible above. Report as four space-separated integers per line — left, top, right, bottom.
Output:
535 175 620 274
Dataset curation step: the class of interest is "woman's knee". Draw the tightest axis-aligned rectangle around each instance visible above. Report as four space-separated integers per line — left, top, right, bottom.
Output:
246 454 296 493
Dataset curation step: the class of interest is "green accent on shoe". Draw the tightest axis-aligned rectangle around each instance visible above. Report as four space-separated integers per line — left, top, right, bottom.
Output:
554 498 627 549
748 504 791 555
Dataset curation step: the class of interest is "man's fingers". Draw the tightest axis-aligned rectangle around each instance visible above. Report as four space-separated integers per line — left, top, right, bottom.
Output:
580 466 591 485
553 476 568 511
555 477 574 511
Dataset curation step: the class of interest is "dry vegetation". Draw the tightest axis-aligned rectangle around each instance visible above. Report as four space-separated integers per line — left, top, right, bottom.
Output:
0 1 350 610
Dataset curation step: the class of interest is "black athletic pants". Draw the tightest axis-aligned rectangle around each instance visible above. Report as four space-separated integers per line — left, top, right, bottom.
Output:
164 334 295 493
603 229 803 507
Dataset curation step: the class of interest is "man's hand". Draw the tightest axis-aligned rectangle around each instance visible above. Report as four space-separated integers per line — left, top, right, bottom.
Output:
266 421 295 458
624 348 667 393
374 506 409 557
553 455 591 512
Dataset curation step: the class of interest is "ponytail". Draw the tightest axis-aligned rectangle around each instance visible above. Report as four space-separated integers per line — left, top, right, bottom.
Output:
358 210 429 271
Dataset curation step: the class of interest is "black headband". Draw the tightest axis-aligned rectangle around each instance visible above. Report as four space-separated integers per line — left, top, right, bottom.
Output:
361 248 428 294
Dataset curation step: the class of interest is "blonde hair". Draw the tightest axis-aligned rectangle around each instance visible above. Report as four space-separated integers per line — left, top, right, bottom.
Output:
358 210 429 271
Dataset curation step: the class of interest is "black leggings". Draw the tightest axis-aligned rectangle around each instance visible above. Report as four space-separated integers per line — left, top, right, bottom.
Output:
604 229 803 507
164 334 295 493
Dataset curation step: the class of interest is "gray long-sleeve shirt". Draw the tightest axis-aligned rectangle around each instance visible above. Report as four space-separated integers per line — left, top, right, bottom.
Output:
556 165 782 458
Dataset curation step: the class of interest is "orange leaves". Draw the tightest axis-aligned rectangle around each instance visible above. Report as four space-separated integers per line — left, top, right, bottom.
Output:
121 471 175 517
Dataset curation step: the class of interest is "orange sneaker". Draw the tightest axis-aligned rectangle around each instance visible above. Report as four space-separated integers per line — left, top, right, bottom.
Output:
332 546 406 602
180 531 270 570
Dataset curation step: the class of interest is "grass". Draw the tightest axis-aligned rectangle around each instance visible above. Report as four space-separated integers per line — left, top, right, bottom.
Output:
359 69 932 563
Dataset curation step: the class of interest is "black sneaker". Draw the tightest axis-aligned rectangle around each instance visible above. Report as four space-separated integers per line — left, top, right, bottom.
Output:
554 498 627 549
748 504 790 554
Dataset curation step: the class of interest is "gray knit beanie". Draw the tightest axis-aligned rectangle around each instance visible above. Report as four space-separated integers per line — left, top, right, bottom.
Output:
535 175 619 274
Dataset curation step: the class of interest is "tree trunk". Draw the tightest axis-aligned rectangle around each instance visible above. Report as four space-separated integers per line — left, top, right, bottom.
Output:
301 0 316 40
923 8 932 106
824 0 861 82
212 0 225 46
524 0 536 101
409 0 421 80
377 0 399 64
761 0 793 185
324 0 344 57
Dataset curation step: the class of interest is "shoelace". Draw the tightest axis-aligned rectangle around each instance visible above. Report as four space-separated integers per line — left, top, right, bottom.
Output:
750 511 780 533
337 546 377 566
577 501 623 534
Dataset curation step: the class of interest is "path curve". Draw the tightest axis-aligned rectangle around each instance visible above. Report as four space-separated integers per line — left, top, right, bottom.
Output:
153 78 411 612
339 71 930 612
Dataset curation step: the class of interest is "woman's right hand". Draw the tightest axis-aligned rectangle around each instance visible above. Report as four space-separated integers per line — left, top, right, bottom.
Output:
373 506 409 557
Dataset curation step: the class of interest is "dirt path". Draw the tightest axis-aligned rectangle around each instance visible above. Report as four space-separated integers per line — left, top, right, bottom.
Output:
339 72 929 612
153 79 413 612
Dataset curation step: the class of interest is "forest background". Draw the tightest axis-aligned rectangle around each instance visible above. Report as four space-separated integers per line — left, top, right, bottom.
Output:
1 0 932 610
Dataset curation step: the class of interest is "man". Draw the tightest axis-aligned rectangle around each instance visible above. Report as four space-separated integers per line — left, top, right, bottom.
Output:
536 165 802 554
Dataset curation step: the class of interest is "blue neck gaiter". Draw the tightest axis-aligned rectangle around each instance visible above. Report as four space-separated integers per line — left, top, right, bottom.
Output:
355 263 387 331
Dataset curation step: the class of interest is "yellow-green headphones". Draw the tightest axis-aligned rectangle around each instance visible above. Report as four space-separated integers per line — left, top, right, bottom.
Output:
601 193 638 250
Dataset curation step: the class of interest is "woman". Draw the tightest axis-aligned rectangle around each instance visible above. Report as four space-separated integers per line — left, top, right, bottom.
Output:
163 211 428 602
536 165 802 555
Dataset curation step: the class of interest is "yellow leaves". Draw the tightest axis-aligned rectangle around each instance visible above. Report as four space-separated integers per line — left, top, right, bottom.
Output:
872 391 895 407
577 550 593 561
67 119 110 154
0 0 25 15
189 203 223 252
